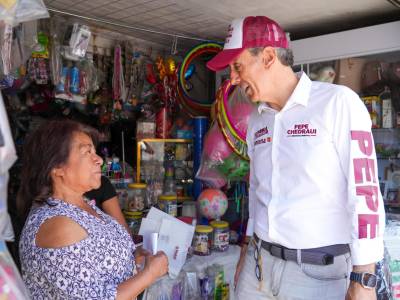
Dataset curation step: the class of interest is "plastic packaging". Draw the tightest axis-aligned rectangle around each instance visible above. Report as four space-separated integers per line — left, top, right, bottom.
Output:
126 183 147 211
0 0 49 26
69 65 80 94
210 221 229 252
193 225 213 256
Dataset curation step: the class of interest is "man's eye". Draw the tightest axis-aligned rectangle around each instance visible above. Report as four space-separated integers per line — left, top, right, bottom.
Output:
234 65 240 72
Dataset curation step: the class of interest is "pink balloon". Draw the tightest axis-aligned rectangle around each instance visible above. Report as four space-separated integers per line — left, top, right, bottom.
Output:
229 101 254 137
199 167 227 188
203 123 232 161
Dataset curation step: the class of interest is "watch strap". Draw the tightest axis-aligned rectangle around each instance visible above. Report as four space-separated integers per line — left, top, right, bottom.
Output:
350 272 363 283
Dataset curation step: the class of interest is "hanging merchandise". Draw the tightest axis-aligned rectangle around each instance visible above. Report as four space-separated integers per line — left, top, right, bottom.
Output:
27 57 49 85
196 80 253 186
177 42 223 116
0 0 48 26
112 44 125 102
62 23 91 61
49 21 62 86
0 23 13 77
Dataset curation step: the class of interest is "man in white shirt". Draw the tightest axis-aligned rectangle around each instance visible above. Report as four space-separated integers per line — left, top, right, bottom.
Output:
207 16 385 300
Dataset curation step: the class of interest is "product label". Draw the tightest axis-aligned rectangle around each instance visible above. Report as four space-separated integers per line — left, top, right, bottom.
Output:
167 204 177 217
214 232 229 248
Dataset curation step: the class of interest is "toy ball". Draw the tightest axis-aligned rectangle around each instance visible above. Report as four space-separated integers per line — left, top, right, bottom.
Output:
197 188 228 220
203 123 232 162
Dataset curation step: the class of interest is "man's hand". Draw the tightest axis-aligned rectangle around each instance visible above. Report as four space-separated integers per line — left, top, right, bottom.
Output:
346 263 377 300
345 281 376 300
234 242 249 289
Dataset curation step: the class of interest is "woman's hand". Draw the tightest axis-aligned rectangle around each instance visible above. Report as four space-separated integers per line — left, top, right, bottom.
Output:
134 246 150 266
144 251 169 281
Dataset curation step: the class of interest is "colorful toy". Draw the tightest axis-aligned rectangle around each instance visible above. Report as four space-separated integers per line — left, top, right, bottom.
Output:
178 42 223 116
197 189 228 220
203 122 232 162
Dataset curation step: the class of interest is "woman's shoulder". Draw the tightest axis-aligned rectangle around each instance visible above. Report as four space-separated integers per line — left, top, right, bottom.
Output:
35 215 88 248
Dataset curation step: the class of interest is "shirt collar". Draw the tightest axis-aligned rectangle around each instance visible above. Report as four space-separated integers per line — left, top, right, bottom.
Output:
257 72 312 114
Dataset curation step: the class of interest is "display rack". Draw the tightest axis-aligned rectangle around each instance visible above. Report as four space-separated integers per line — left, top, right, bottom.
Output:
136 138 193 202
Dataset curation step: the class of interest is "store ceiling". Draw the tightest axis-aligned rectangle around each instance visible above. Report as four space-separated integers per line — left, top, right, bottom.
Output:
45 0 400 51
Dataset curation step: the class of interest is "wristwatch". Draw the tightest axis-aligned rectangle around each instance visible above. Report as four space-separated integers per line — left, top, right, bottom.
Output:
350 272 377 289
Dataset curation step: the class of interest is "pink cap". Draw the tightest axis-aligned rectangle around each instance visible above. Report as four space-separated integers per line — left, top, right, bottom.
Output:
207 16 288 71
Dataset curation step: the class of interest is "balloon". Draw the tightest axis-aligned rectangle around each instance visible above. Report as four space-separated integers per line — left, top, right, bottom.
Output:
203 123 232 162
197 189 228 220
165 57 176 75
230 100 254 136
197 167 227 189
217 154 249 180
184 64 196 80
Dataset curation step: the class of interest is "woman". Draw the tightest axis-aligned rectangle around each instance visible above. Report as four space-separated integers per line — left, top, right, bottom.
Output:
18 119 168 299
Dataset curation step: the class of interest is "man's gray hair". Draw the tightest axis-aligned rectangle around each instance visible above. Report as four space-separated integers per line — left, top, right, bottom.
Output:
248 47 294 67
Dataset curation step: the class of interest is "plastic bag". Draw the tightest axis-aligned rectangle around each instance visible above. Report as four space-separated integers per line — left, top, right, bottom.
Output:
0 23 13 76
14 0 49 24
0 241 30 298
0 0 48 26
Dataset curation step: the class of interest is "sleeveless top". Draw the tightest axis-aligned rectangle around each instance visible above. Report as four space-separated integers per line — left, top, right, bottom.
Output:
19 198 136 299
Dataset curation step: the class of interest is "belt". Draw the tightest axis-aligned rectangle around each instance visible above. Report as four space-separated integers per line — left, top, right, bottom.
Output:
254 234 350 266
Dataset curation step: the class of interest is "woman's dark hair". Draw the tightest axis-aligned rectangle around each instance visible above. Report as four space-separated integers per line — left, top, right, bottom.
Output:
17 119 99 219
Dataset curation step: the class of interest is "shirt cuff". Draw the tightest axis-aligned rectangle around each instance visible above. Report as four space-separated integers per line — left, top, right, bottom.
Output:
350 237 384 265
245 218 254 237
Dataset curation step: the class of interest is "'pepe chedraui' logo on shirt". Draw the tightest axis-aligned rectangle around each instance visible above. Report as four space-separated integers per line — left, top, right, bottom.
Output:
287 123 317 137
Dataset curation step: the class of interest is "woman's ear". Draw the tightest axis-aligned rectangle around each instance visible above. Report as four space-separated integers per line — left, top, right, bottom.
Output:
262 47 276 69
51 167 65 179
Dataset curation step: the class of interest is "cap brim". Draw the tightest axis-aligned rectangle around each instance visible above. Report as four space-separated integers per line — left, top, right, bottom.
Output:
206 48 244 72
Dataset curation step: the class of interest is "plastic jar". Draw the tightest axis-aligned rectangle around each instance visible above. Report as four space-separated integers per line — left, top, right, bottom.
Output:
210 221 230 252
193 225 213 256
127 183 147 211
124 211 143 235
158 195 177 217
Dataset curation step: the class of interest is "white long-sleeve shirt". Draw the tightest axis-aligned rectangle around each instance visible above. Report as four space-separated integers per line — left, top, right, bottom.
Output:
246 72 385 265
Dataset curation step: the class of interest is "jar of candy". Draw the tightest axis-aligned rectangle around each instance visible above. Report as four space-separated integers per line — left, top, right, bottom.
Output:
127 183 147 211
193 225 213 256
158 195 177 217
210 221 230 252
124 211 143 235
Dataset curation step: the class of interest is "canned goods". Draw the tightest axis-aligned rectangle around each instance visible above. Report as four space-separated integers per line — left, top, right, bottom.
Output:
193 225 213 256
210 221 229 252
158 195 177 217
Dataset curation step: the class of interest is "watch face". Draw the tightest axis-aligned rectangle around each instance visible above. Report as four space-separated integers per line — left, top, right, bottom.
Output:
362 273 377 288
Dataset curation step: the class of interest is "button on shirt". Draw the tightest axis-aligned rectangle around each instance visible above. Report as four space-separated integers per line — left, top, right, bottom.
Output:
246 72 385 265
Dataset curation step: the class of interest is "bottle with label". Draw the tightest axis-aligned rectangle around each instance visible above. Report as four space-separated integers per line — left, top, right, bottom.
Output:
69 65 80 94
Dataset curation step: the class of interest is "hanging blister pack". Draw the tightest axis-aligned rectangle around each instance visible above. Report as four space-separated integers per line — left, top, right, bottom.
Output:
62 23 91 61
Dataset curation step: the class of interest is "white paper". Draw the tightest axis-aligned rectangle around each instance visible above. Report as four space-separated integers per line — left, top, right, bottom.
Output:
157 218 194 277
143 232 158 255
139 207 195 278
138 217 161 236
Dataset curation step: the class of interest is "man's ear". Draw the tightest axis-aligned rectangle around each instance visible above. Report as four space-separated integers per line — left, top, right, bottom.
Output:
262 47 276 69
